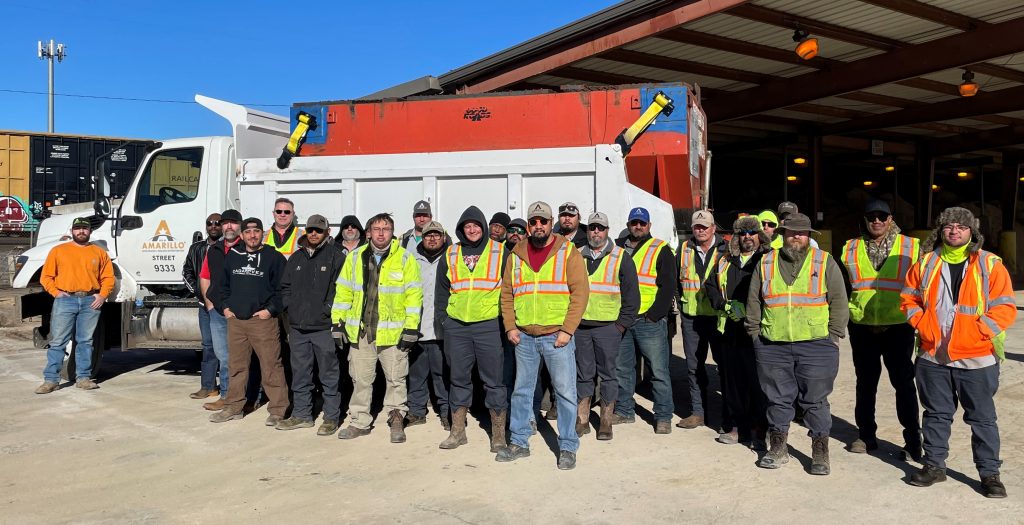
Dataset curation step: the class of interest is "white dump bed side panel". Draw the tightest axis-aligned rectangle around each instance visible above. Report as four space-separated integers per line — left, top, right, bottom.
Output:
238 145 676 246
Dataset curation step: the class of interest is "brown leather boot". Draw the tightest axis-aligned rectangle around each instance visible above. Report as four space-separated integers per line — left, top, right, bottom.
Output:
388 409 406 444
439 406 468 449
489 409 508 453
576 397 592 436
597 401 615 440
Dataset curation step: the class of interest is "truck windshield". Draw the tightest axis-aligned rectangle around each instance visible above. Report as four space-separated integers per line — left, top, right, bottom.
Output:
134 147 203 213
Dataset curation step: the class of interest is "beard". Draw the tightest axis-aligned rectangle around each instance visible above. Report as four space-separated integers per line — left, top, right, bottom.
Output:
781 241 808 260
740 238 756 253
588 236 606 249
529 231 550 248
342 230 360 241
223 230 238 242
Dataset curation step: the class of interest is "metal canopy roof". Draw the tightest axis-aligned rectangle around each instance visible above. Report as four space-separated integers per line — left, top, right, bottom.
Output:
426 0 1024 161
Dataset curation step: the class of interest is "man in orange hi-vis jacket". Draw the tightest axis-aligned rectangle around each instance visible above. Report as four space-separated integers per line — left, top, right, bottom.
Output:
900 206 1016 499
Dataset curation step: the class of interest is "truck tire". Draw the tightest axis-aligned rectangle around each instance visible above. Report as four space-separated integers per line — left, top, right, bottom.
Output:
59 313 106 381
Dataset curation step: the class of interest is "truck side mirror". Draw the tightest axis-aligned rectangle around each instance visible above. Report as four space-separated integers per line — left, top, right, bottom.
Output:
121 215 143 230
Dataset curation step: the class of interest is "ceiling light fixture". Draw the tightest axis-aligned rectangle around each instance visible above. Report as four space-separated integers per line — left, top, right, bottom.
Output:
793 157 807 165
863 180 874 187
884 165 895 172
793 29 819 60
787 175 798 182
957 171 969 178
959 70 979 97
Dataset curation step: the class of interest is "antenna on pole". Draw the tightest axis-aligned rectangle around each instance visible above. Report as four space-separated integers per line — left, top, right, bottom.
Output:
37 39 66 133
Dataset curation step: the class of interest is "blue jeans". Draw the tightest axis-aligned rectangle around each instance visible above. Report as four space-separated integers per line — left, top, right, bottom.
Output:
510 332 579 453
208 308 230 397
197 306 218 391
615 317 674 421
43 295 102 383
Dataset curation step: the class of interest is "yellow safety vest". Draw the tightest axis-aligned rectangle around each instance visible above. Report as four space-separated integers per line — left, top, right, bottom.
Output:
631 238 667 315
264 226 300 257
511 242 573 327
679 240 719 316
331 239 423 346
841 234 919 326
759 247 830 343
445 239 503 323
583 246 624 322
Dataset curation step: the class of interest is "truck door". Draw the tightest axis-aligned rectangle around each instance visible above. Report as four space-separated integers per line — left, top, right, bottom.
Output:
117 146 208 284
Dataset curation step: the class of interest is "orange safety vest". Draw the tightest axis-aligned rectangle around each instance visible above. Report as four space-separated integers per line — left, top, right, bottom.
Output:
264 226 300 257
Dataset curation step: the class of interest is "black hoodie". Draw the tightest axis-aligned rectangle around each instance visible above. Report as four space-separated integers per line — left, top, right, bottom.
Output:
222 244 286 320
435 206 503 325
334 214 366 254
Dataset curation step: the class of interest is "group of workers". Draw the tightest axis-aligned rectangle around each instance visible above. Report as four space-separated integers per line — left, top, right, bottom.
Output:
33 195 1014 496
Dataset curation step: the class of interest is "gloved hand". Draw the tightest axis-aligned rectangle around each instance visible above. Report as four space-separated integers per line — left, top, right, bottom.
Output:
332 323 349 345
396 329 419 351
727 300 746 322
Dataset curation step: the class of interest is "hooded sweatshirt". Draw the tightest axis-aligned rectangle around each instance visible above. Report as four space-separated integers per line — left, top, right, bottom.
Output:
415 238 450 341
222 243 286 320
334 215 366 255
434 206 498 325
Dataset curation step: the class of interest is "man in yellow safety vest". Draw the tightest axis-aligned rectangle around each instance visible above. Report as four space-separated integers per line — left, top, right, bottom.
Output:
263 197 300 258
745 212 848 475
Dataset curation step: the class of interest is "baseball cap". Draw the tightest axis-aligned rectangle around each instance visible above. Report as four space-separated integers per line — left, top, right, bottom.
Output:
71 217 92 229
691 210 714 228
242 217 263 231
627 207 650 223
526 201 553 220
422 220 445 236
778 201 799 217
864 199 891 216
306 214 329 230
508 218 527 231
489 212 511 228
587 212 609 228
413 200 432 216
220 209 243 223
558 202 580 217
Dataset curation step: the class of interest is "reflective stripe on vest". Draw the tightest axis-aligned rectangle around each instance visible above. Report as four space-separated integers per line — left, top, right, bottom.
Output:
679 240 718 316
445 239 503 322
583 246 624 322
512 242 572 326
264 227 299 256
841 234 919 326
632 239 666 315
759 248 829 342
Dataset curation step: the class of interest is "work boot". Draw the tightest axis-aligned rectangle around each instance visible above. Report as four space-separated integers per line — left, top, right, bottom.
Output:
190 388 217 399
909 465 947 487
716 428 739 445
597 402 615 441
609 413 635 425
35 382 59 395
810 436 831 475
203 398 225 411
848 437 877 454
337 425 371 440
981 475 1007 498
75 378 99 390
265 414 283 427
489 409 508 452
441 414 451 432
545 401 558 421
317 420 339 436
405 414 427 427
900 439 923 462
749 428 768 452
655 420 672 434
557 451 577 470
576 397 591 436
495 444 530 463
439 406 468 449
209 409 243 423
275 417 314 430
388 410 407 443
758 431 790 469
676 414 704 429
530 420 538 435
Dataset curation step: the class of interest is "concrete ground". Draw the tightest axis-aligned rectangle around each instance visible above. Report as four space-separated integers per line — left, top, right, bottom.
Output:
0 315 1022 524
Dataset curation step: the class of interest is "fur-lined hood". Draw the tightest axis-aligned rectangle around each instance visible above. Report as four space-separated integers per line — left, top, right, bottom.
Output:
922 206 984 253
728 215 772 257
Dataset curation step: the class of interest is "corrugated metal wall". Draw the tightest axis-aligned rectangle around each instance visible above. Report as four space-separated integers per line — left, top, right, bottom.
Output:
0 134 30 203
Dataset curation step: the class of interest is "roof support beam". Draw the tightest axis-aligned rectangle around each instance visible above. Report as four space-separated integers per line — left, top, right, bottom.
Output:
704 16 1024 122
855 0 985 31
727 4 903 50
598 48 772 84
657 28 839 69
930 125 1024 156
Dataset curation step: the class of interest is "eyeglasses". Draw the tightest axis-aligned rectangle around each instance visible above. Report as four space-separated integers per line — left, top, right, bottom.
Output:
587 224 608 232
737 230 759 236
865 212 890 223
206 220 220 226
507 227 526 235
942 224 970 233
529 218 550 226
628 220 648 227
306 227 324 234
761 221 777 228
558 205 578 215
274 209 293 215
423 232 443 239
370 226 394 234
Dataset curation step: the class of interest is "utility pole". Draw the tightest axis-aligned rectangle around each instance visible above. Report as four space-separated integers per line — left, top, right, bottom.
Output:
37 39 66 133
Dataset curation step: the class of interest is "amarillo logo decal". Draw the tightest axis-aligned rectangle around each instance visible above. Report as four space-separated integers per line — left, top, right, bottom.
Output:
142 220 186 251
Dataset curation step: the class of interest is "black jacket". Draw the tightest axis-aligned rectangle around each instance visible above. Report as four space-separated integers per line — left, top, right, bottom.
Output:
222 244 286 320
183 238 217 303
705 252 764 311
560 225 588 248
203 239 239 313
281 236 346 331
615 234 677 322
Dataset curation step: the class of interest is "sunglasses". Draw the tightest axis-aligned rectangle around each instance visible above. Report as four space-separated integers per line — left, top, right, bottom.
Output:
529 217 550 226
507 227 526 235
737 230 759 236
761 221 777 228
628 220 648 227
206 220 221 226
865 212 890 223
274 209 293 215
587 224 608 232
558 205 578 214
306 227 324 234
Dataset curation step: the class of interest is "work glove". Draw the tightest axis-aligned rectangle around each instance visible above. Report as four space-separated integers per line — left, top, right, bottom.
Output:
727 300 746 322
332 323 349 345
396 329 419 352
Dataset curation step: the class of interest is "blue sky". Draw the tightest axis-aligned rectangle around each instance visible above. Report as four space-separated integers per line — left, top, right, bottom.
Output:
0 1 617 139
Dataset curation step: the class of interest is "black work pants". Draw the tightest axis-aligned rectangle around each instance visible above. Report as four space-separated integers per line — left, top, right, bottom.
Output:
575 323 622 403
444 318 507 411
681 314 730 427
849 322 920 445
721 321 767 435
756 337 839 437
407 340 450 419
288 327 341 422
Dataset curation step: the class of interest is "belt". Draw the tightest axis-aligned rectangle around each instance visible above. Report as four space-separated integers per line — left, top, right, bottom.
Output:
60 290 99 297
